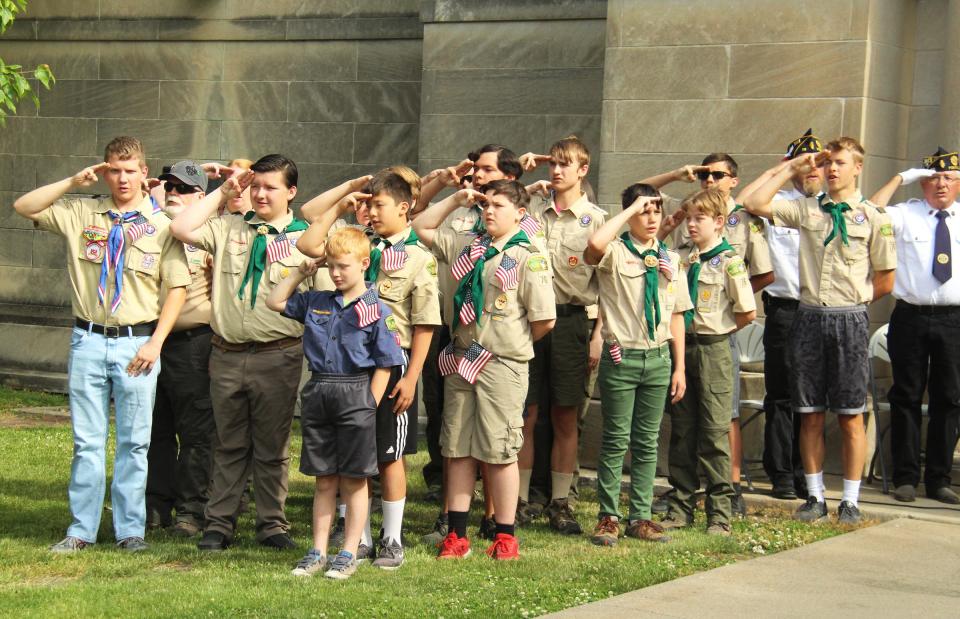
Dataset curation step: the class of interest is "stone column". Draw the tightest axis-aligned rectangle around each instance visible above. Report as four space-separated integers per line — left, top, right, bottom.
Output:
938 0 960 146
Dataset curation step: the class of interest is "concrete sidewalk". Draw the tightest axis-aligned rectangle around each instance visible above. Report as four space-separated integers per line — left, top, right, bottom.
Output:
546 518 960 618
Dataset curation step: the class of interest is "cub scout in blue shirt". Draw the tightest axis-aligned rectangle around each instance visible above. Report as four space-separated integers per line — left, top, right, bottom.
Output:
267 227 404 581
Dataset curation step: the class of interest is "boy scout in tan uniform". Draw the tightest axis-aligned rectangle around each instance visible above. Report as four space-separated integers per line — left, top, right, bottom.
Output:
662 189 757 536
14 136 191 553
171 154 323 551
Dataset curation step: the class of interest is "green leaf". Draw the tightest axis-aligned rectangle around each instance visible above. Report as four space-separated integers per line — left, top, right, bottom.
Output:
13 72 28 97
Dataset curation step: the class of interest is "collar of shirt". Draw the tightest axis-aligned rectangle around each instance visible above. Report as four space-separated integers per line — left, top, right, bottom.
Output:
383 226 413 245
627 232 657 251
247 210 294 229
95 192 154 215
823 190 865 207
547 191 591 218
334 281 376 309
691 237 723 260
925 202 958 217
489 228 523 251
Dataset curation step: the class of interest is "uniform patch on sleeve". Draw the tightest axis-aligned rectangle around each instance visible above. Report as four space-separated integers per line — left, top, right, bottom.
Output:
426 257 437 277
880 223 894 237
726 257 747 277
527 254 549 272
385 314 399 332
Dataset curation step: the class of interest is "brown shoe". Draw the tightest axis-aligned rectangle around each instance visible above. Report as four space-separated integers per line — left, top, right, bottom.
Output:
706 522 732 536
590 516 620 546
171 521 201 537
658 512 693 530
626 519 671 543
547 499 582 535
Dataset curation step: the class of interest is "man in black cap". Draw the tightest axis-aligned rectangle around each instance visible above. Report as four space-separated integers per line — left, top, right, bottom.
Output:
146 160 217 535
870 147 960 505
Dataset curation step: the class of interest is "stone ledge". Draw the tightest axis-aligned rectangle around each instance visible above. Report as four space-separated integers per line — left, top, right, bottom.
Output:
421 0 607 23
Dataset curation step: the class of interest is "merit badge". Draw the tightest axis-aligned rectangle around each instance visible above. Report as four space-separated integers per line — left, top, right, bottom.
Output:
709 255 722 267
937 253 950 265
84 242 103 261
82 226 108 242
643 255 658 268
141 253 156 270
568 256 579 267
700 289 712 301
727 214 740 227
854 213 866 224
495 293 508 310
144 224 157 236
579 214 592 227
379 280 393 294
257 225 269 235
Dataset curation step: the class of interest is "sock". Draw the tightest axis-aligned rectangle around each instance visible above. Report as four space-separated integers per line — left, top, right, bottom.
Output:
519 468 533 502
337 504 346 519
815 472 825 499
805 473 824 502
381 498 405 544
842 479 860 506
448 510 469 538
551 471 574 502
494 522 515 537
360 498 373 547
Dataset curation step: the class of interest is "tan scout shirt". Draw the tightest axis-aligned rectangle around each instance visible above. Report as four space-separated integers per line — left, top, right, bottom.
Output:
772 192 897 307
192 210 319 343
678 239 756 336
664 194 773 277
432 205 485 324
433 228 557 362
373 226 442 349
527 192 606 306
35 194 190 326
597 236 692 350
169 242 212 331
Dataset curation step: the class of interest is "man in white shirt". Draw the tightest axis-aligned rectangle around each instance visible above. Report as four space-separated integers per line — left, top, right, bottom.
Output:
870 147 960 505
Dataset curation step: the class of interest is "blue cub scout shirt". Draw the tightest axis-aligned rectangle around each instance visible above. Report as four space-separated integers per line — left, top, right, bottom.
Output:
282 284 405 374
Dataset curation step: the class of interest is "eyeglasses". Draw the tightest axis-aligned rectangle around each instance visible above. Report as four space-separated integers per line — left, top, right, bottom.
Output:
164 181 202 194
460 175 474 185
696 170 733 182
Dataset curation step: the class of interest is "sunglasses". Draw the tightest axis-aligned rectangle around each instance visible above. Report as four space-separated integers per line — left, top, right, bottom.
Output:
164 181 202 194
460 174 474 185
696 170 733 182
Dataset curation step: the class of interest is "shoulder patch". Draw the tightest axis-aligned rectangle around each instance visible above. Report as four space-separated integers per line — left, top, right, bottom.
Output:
726 256 747 277
426 256 438 277
880 223 894 237
527 254 549 273
385 314 399 332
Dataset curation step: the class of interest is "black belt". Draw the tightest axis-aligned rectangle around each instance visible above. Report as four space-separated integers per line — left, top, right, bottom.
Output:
555 303 586 317
762 292 800 309
75 318 156 338
167 324 213 342
895 300 960 316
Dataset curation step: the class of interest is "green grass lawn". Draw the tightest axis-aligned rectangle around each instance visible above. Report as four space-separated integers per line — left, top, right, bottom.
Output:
0 389 852 618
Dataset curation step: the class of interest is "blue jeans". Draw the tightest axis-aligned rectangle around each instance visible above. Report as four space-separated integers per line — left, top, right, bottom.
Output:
66 326 159 542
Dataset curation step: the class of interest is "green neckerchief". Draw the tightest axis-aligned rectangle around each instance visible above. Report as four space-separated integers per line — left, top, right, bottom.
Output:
452 229 530 330
685 238 735 328
238 211 309 308
818 194 852 247
366 227 420 282
730 203 744 214
620 232 666 339
470 204 486 234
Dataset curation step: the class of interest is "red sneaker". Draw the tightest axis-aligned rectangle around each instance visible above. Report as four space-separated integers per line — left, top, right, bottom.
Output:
485 532 519 560
436 532 471 559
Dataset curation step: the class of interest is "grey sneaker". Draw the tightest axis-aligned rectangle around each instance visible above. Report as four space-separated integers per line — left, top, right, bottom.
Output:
324 550 358 580
329 516 345 548
356 543 374 563
794 497 828 522
892 484 916 502
291 550 326 577
116 536 148 552
372 538 405 570
837 500 862 525
422 512 448 547
49 536 92 553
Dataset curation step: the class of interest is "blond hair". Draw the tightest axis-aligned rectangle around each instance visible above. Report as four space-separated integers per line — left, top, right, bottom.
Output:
228 158 253 169
681 188 727 219
549 135 591 167
103 136 145 165
326 227 371 261
824 137 865 164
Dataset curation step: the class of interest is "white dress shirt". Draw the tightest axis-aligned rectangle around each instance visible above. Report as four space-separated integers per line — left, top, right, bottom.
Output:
887 198 960 306
762 188 803 300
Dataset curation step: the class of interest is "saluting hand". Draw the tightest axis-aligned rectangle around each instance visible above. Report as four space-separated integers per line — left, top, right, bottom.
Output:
453 187 487 207
519 152 551 172
677 165 709 183
525 180 553 197
200 162 234 179
298 257 324 276
337 191 372 214
127 340 161 377
221 169 254 200
71 162 110 188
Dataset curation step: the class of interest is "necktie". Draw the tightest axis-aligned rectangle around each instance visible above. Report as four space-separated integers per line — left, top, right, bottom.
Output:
818 195 852 246
98 210 141 314
933 210 952 284
620 233 668 339
238 212 308 307
685 238 735 328
452 230 530 329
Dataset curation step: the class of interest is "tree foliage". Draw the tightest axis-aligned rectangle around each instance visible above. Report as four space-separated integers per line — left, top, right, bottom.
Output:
0 0 55 126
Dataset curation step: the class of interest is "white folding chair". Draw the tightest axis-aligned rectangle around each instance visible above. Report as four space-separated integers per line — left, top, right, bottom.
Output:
867 324 891 493
736 322 765 491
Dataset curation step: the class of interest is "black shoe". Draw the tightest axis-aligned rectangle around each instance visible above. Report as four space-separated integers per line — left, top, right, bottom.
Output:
477 515 496 541
793 497 827 522
651 489 674 515
260 533 297 550
198 531 229 551
837 500 862 525
731 493 747 518
927 486 960 505
893 484 916 502
547 499 582 535
422 512 448 547
771 485 798 500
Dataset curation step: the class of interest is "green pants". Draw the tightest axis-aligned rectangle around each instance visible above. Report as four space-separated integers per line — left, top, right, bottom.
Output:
596 344 671 521
667 334 734 525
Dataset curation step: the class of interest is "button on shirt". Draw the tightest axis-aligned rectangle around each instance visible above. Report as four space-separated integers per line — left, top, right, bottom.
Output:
282 284 405 374
887 199 960 305
762 188 806 300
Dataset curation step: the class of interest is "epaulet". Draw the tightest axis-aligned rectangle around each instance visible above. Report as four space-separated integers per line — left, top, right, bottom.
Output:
514 241 538 256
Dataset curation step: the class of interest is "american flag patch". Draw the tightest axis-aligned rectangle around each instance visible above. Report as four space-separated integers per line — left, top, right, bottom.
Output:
125 215 150 244
382 243 408 272
438 343 458 377
519 214 541 236
266 231 292 264
658 245 673 278
457 340 493 384
608 342 623 365
494 254 519 290
451 236 490 281
459 288 477 326
354 288 381 328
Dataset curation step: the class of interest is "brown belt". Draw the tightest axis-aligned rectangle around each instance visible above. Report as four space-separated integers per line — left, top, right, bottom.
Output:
211 334 301 353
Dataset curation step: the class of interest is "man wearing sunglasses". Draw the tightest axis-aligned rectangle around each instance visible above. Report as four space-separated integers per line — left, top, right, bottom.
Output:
145 161 217 537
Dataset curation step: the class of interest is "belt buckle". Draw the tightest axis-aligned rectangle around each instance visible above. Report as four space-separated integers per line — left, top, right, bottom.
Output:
104 325 121 338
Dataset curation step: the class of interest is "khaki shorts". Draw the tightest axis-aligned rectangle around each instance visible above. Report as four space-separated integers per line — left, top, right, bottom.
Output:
526 312 592 408
441 356 528 464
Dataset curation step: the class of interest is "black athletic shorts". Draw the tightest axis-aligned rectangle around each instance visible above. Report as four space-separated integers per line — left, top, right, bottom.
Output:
299 373 378 478
376 350 418 462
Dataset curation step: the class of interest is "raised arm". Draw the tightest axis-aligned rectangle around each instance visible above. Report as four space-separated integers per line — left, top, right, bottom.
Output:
743 154 818 220
266 259 320 313
299 174 372 223
869 168 935 208
13 162 109 221
296 191 372 259
735 159 791 205
584 195 659 265
412 188 485 248
412 159 472 215
170 170 253 244
637 164 707 190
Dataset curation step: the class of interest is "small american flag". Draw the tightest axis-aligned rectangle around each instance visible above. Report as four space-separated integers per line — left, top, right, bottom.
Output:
494 254 519 290
608 342 623 365
125 214 150 244
459 288 477 326
519 214 541 236
382 243 408 272
266 231 292 264
438 343 458 376
457 341 493 384
354 288 381 328
658 245 673 278
451 236 490 281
